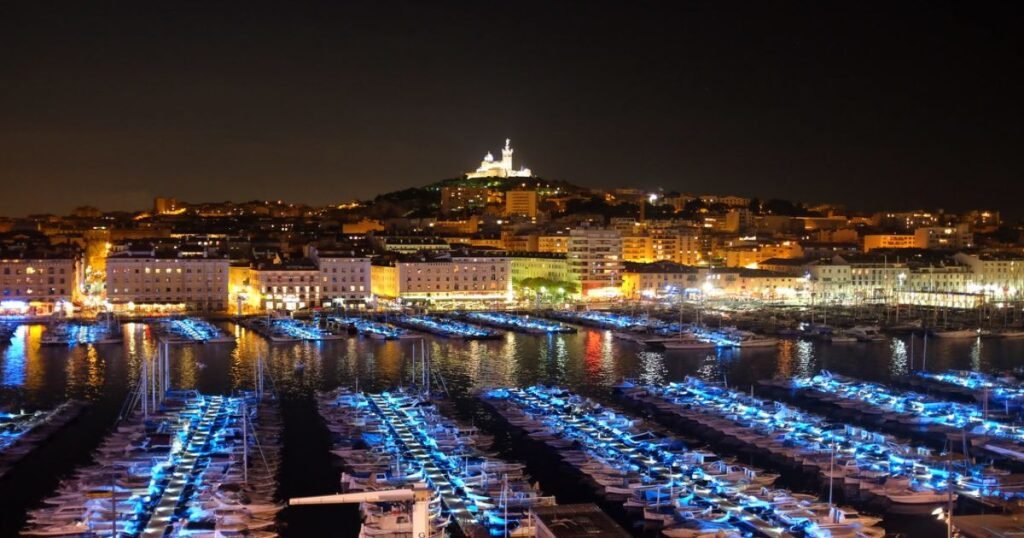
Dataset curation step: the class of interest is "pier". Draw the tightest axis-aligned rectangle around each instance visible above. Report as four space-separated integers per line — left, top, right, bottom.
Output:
142 395 225 537
480 386 860 537
462 312 575 334
761 372 1024 467
391 315 502 340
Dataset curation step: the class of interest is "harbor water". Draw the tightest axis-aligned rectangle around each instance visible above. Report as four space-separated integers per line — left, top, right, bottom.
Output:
2 321 1023 536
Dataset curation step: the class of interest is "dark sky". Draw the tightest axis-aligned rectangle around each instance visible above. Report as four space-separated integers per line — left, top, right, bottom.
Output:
2 1 1022 217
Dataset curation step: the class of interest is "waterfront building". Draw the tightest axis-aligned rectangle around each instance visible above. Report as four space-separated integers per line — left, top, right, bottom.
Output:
508 252 577 291
310 248 372 307
955 252 1024 300
370 251 511 306
0 249 80 315
501 230 538 251
106 248 228 312
568 228 623 297
620 261 700 298
722 240 803 268
249 259 320 311
465 139 533 179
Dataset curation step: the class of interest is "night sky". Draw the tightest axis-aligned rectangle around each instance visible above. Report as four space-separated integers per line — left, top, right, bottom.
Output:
2 1 1022 217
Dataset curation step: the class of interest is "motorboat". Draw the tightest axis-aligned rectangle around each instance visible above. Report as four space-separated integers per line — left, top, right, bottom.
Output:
847 326 886 342
932 328 979 339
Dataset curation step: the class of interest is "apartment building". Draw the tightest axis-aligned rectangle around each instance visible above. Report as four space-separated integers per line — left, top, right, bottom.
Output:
106 250 229 312
249 260 320 311
370 252 511 305
0 253 80 314
311 249 372 307
568 228 623 296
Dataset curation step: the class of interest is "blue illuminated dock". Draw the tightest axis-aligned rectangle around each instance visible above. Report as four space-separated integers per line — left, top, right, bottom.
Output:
463 312 575 334
319 388 551 536
763 372 1024 466
328 316 416 340
156 317 235 343
481 386 860 537
616 378 994 506
244 317 346 342
392 315 501 340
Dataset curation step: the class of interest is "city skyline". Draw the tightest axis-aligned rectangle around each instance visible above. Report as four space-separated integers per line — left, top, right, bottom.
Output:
3 2 1023 217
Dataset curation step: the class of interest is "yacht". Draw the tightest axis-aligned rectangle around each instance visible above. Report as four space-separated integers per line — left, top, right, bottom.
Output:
847 326 885 342
728 330 779 348
932 328 979 339
661 334 716 351
829 331 858 344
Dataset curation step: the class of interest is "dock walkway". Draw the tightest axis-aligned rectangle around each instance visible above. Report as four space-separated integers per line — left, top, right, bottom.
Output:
367 394 478 530
142 396 224 537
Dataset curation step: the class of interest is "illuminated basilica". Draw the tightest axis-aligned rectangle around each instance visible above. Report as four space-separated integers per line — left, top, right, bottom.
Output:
466 139 533 179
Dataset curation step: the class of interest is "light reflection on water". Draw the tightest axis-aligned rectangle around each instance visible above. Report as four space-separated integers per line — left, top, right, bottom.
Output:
889 339 909 377
2 322 1024 409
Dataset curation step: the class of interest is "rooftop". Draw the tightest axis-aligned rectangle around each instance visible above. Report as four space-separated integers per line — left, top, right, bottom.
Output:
531 504 630 538
623 260 699 274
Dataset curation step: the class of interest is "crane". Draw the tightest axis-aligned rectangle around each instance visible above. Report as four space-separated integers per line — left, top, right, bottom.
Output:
289 487 434 538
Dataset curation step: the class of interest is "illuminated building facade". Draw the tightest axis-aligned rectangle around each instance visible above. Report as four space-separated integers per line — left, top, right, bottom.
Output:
537 234 570 254
0 255 80 315
370 253 511 305
505 190 538 218
106 251 228 312
568 228 623 296
249 261 320 311
313 251 372 307
863 234 917 252
508 252 577 287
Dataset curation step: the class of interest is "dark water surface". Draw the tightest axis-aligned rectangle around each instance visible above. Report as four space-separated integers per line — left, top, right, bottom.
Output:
2 321 1021 536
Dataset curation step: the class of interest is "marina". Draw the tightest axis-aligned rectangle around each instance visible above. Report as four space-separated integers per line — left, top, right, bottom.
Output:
615 378 1023 510
22 385 281 537
318 387 555 537
897 369 1024 410
40 322 123 346
0 400 87 479
481 385 885 537
241 317 346 342
462 312 576 335
761 372 1024 467
327 316 417 340
153 317 235 344
0 319 1013 537
392 315 503 340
